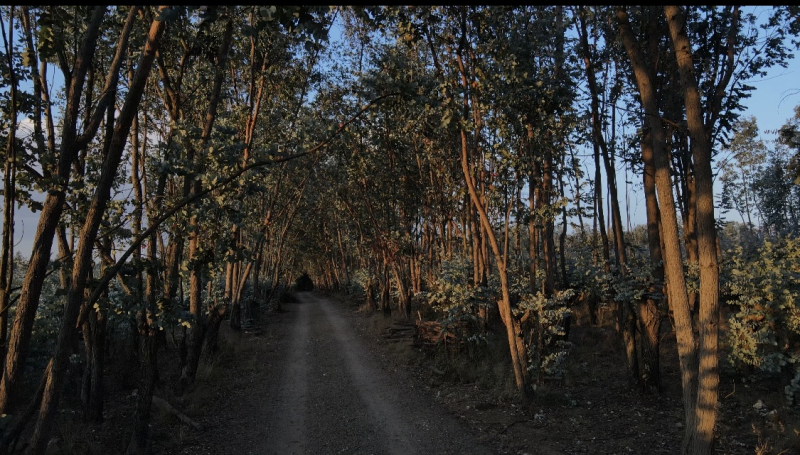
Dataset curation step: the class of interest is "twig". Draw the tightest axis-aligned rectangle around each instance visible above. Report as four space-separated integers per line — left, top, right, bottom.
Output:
151 396 202 430
724 381 735 399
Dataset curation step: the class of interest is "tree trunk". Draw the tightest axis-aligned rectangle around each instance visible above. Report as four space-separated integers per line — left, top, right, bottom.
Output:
665 6 723 452
252 241 263 305
392 264 411 320
337 227 350 290
0 6 106 414
204 304 228 356
592 140 611 272
80 260 106 424
380 259 391 316
455 34 530 398
558 172 569 288
460 125 530 400
640 127 664 392
229 254 243 330
674 132 699 315
182 16 235 389
0 6 18 372
578 11 625 354
541 154 557 295
617 6 698 450
132 160 162 448
25 10 163 454
0 359 52 454
127 313 158 455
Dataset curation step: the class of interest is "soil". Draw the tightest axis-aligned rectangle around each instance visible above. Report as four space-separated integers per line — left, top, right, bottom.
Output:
58 291 800 454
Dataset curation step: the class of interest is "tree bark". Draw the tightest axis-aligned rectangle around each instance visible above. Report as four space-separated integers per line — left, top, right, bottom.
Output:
577 10 632 368
665 6 723 453
128 222 161 454
0 6 106 414
455 34 530 398
26 9 164 453
617 6 698 448
81 239 109 424
183 16 235 388
639 127 664 392
0 5 18 373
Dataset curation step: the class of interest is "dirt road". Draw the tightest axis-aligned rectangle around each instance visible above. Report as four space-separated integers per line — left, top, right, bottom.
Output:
182 292 494 455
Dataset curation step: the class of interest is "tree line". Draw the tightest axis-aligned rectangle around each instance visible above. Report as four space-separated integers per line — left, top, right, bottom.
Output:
0 5 799 454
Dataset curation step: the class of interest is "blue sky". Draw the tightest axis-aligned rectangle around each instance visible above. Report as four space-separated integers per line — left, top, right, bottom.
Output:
620 50 800 229
741 54 800 140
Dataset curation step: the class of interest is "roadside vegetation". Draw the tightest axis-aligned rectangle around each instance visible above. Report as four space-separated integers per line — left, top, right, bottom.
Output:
1 6 800 454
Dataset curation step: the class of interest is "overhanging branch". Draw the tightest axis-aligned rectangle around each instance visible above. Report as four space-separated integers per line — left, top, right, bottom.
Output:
77 92 399 327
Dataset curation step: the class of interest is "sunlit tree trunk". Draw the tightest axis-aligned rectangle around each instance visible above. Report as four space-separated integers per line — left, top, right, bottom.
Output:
453 21 530 399
665 6 724 453
27 8 160 453
617 7 698 450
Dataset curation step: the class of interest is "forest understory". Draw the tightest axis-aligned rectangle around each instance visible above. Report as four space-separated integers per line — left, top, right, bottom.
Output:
334 293 799 455
3 6 800 455
33 290 797 455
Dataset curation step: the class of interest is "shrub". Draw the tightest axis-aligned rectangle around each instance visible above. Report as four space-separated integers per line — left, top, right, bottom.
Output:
417 256 492 344
515 290 575 382
722 237 800 403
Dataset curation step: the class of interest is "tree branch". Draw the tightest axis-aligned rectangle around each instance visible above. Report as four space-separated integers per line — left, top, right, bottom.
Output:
76 92 399 327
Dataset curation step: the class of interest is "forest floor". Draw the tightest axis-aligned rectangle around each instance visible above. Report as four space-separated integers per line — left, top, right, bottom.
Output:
319 294 799 455
63 291 798 454
165 291 496 455
72 292 493 454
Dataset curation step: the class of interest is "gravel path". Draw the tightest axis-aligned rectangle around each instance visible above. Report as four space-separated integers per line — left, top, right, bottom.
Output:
262 292 496 454
182 292 495 455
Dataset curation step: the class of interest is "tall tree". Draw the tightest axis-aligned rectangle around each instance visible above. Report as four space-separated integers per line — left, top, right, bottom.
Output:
26 7 165 454
0 6 108 414
616 6 699 450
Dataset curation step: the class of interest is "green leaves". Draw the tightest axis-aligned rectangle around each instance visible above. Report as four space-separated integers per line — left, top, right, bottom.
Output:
722 238 800 393
35 18 56 61
440 110 453 128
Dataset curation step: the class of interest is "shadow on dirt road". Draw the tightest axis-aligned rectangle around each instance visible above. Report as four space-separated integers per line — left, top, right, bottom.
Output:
264 292 495 454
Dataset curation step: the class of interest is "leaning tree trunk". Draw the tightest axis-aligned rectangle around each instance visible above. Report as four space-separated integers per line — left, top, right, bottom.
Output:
460 125 530 401
80 94 118 425
0 6 106 414
182 16 235 389
26 10 163 454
